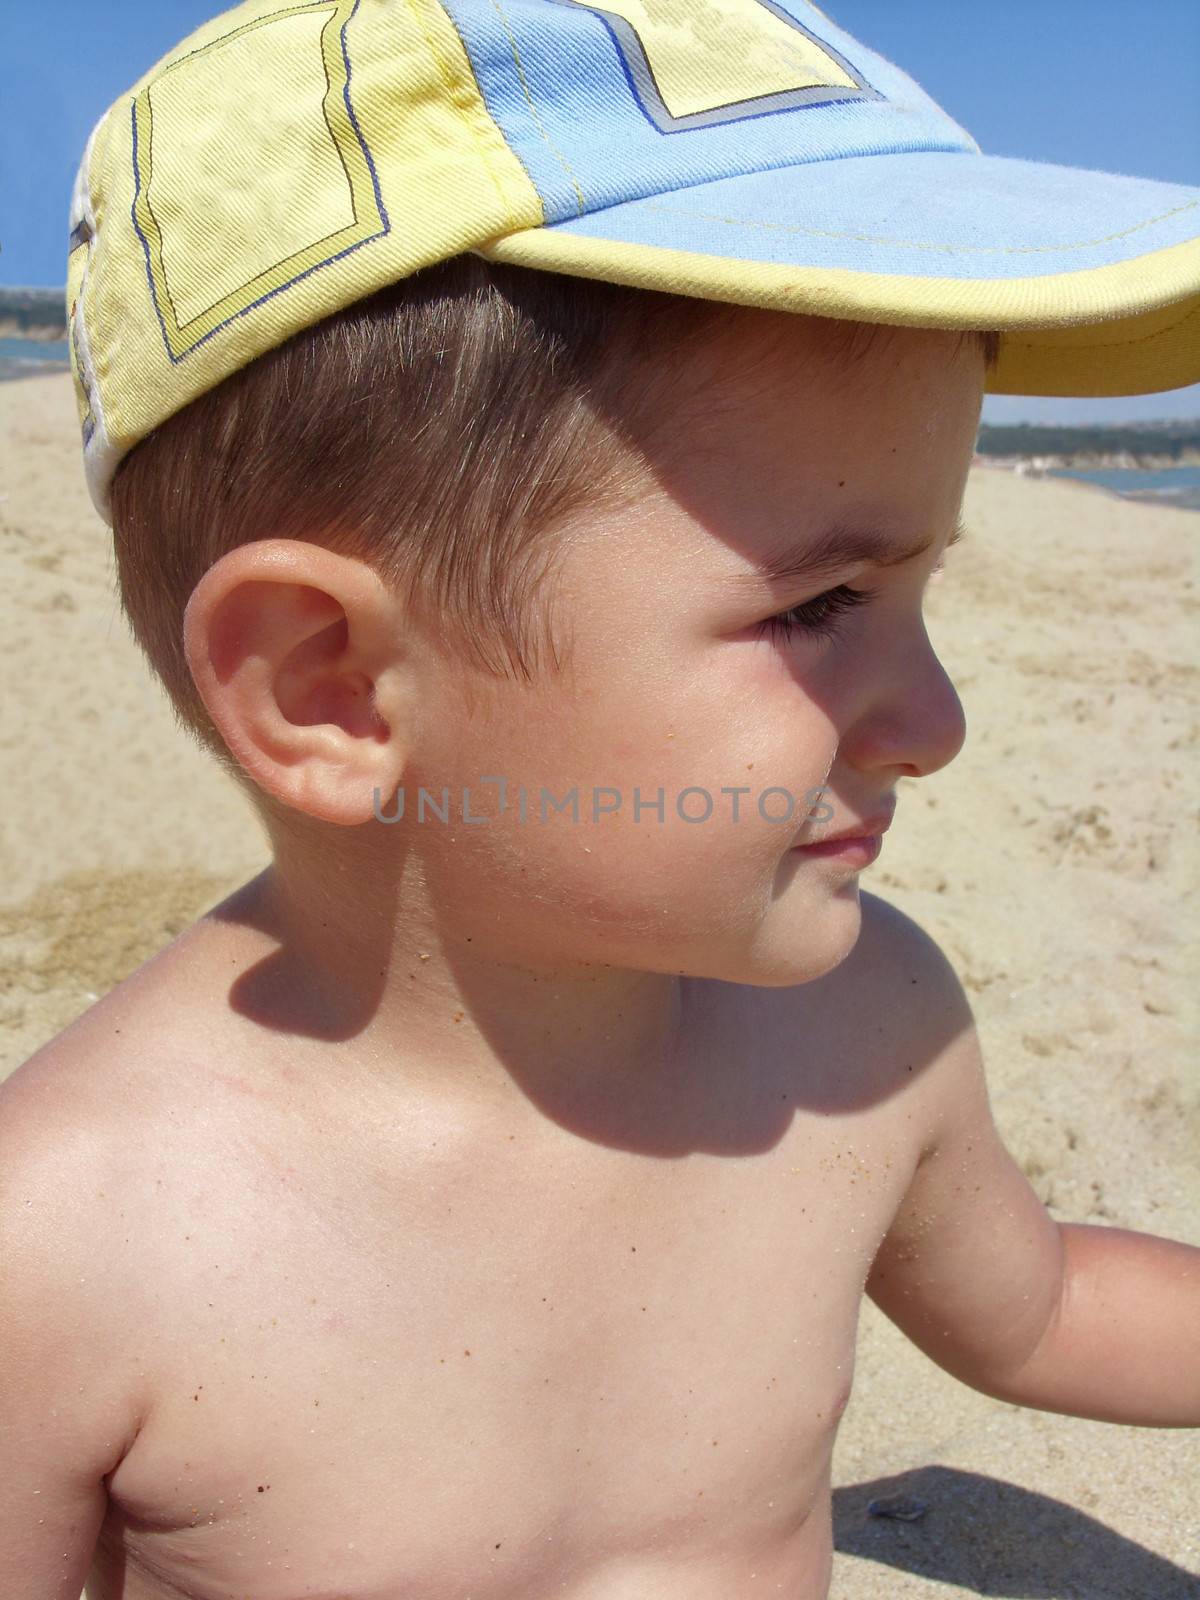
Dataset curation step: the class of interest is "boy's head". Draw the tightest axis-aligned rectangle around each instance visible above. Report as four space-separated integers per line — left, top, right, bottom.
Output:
132 274 991 988
68 0 1198 976
108 252 997 802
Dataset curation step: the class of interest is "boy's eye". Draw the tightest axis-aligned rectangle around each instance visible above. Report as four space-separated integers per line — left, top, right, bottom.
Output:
758 583 880 645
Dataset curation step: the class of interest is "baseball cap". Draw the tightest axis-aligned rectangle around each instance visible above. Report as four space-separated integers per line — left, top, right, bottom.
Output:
68 0 1200 523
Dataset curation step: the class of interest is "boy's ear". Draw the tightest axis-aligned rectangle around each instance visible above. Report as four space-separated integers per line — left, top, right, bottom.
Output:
183 540 412 826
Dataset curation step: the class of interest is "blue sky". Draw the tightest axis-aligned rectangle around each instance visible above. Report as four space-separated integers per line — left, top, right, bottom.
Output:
3 0 1198 421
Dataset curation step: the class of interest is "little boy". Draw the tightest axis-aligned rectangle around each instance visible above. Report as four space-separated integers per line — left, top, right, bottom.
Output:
4 3 1198 1597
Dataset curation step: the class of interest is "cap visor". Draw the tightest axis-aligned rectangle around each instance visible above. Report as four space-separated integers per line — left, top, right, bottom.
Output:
478 151 1200 397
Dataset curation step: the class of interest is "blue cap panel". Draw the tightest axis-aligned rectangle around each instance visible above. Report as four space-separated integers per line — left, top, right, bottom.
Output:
439 0 979 224
541 151 1200 282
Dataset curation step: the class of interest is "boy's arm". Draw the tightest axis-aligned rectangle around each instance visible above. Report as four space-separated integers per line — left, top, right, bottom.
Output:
0 1057 147 1597
863 906 1200 1428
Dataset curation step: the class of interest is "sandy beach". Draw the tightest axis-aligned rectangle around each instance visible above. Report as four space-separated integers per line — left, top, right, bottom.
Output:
1 371 1197 1597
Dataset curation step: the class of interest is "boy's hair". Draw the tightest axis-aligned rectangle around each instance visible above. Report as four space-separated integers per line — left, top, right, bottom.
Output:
110 255 1001 811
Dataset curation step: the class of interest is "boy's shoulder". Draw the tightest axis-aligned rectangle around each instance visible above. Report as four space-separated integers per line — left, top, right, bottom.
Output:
0 912 259 1333
843 885 961 993
696 888 978 1179
0 953 184 1312
753 886 975 1099
851 883 972 1056
846 887 982 1154
0 983 168 1551
1 988 147 1198
1 914 224 1150
1 868 300 1132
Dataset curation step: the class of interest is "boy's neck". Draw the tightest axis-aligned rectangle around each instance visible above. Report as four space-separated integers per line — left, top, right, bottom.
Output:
209 857 697 1142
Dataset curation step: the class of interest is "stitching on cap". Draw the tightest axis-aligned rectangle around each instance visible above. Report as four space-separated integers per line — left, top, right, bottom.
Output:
1001 293 1200 352
633 194 1199 255
488 0 586 216
406 0 519 219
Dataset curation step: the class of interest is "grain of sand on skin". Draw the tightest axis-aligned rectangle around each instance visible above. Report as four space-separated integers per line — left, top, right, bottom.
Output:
0 374 1196 1598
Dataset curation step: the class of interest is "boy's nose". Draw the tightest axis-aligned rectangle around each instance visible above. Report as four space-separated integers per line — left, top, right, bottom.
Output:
850 632 968 781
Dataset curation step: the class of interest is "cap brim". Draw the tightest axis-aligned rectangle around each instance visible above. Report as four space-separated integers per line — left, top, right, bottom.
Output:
476 151 1200 398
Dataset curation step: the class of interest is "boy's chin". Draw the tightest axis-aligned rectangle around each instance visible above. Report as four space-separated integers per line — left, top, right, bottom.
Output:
683 897 866 991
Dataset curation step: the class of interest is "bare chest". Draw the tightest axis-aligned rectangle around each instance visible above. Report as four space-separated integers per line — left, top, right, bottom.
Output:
89 993 918 1599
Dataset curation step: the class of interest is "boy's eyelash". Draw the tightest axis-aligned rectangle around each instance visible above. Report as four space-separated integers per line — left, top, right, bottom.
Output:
758 583 880 645
758 555 949 646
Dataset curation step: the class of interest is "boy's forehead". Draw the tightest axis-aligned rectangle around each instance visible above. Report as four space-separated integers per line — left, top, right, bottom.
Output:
613 315 983 580
650 308 983 468
656 307 977 443
709 305 972 381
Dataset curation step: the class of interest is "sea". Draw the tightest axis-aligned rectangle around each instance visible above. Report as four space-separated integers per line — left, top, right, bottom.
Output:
0 335 70 379
1044 465 1200 514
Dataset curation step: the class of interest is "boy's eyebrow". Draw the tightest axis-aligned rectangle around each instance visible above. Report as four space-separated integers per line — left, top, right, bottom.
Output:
722 516 969 588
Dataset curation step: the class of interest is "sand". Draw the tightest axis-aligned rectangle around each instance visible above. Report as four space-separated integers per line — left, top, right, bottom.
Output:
1 372 1197 1597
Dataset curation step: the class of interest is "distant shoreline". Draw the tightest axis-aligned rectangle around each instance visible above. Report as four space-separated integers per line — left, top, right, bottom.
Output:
0 318 65 341
1049 476 1200 514
0 286 67 341
971 459 1200 514
0 338 71 384
975 450 1200 470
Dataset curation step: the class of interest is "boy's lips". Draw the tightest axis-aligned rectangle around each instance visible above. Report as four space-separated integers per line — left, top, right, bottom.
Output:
796 804 896 848
791 806 893 868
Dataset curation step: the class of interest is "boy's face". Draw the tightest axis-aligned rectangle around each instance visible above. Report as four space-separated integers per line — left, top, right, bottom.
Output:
401 309 984 989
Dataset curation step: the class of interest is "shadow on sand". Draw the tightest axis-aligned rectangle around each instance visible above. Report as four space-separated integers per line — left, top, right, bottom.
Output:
834 1464 1197 1598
